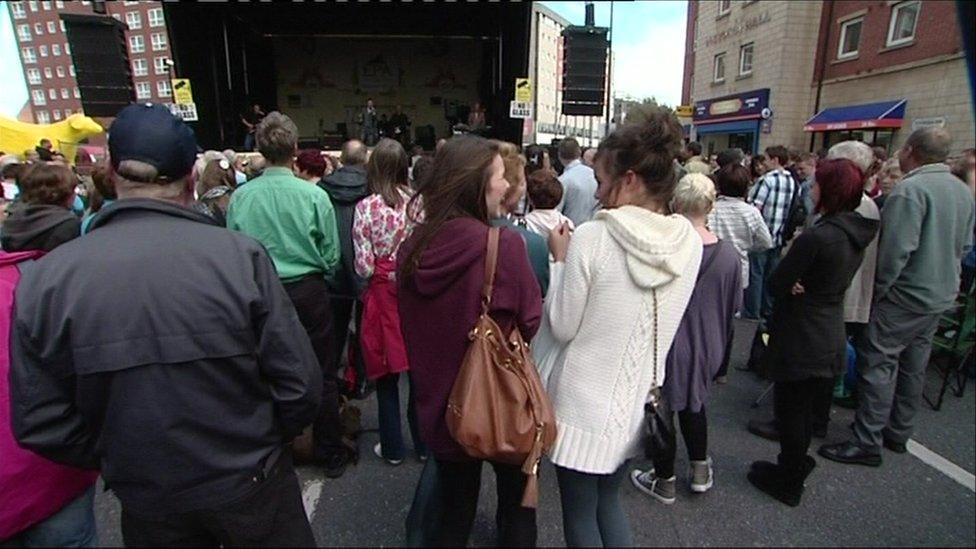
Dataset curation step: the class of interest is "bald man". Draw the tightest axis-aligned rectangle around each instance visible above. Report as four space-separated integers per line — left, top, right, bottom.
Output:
820 127 975 466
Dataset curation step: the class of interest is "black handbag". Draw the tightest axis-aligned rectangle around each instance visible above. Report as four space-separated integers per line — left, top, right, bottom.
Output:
643 289 674 460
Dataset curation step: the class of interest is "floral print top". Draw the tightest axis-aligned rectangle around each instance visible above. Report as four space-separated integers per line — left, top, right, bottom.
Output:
352 188 417 280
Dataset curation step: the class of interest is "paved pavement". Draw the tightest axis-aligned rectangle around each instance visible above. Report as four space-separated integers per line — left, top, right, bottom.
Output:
94 319 976 546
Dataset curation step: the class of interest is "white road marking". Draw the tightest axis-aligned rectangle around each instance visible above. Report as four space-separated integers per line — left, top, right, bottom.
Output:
302 480 324 520
907 439 976 492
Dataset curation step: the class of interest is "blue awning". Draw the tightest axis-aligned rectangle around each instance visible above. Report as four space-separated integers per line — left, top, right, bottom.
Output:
804 100 906 132
693 119 759 135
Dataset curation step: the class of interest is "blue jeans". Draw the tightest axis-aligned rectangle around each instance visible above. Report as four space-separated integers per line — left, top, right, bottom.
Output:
3 486 97 548
745 246 781 321
243 132 255 152
376 373 425 461
556 464 632 548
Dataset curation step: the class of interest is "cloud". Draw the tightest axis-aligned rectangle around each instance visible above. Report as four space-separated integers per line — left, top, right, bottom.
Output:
612 21 685 107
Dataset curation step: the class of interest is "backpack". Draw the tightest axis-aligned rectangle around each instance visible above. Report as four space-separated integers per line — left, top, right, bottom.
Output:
445 227 557 508
781 176 806 243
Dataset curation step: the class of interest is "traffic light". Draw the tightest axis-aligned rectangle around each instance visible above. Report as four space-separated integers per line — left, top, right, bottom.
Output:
561 25 609 117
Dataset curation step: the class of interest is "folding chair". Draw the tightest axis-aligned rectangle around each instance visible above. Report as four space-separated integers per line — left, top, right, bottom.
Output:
924 288 975 411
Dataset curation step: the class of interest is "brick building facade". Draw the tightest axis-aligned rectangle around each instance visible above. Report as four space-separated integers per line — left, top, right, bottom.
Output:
808 0 973 152
9 0 173 125
684 0 822 155
683 0 973 155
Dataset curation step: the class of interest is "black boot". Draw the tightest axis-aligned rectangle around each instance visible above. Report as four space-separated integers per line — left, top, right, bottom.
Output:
747 458 806 507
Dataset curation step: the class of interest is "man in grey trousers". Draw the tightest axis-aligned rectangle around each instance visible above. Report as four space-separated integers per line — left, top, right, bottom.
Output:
819 127 975 466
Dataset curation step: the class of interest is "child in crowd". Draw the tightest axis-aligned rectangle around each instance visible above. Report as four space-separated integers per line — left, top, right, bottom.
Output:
523 169 575 239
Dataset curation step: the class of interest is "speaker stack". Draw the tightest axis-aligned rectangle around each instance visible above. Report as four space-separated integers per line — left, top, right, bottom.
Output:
60 14 135 118
561 25 609 117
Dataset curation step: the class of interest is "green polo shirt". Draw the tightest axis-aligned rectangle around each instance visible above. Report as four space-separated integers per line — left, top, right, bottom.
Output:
227 166 340 283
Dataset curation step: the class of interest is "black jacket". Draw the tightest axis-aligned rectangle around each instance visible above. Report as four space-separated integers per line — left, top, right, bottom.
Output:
1 203 80 252
9 199 322 514
765 211 880 382
318 165 369 298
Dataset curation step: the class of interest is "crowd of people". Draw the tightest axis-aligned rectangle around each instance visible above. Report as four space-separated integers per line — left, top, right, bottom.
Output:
0 100 972 548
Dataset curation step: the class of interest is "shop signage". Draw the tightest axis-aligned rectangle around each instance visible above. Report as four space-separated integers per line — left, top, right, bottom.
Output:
911 116 946 131
703 11 771 48
675 105 693 117
693 88 769 124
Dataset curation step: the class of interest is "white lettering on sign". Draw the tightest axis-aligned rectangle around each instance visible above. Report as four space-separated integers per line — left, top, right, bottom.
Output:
703 11 771 48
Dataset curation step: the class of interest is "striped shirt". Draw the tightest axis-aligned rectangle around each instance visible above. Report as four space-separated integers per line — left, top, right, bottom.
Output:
707 196 774 288
748 168 797 247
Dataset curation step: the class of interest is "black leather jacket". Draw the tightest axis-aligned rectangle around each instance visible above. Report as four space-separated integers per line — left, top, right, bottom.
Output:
9 199 322 514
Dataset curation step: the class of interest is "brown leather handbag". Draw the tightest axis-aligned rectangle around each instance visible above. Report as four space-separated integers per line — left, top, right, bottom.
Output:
446 227 557 508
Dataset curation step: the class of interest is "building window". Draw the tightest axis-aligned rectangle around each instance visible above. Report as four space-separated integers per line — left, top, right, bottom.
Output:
124 1 139 5
154 56 168 75
739 42 754 75
887 1 920 47
27 68 41 85
713 52 726 82
28 1 38 12
17 24 32 41
36 111 50 124
718 0 732 16
129 35 145 53
43 66 52 78
132 58 148 76
157 79 172 97
64 108 71 116
34 23 43 35
64 42 70 55
53 109 62 121
73 86 80 98
11 3 26 19
32 89 47 106
56 65 65 77
126 11 142 30
838 17 863 59
46 21 56 33
69 65 75 76
151 32 167 51
56 0 64 7
52 44 61 56
41 1 51 10
48 88 57 100
22 46 36 63
39 45 48 57
148 7 164 27
136 82 151 100
61 88 69 99
60 20 65 32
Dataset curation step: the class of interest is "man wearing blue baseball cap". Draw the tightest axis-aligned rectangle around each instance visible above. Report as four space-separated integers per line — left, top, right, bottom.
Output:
8 103 321 546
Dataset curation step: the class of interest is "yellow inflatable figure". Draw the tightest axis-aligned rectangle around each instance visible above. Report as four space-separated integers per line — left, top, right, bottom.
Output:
0 113 104 164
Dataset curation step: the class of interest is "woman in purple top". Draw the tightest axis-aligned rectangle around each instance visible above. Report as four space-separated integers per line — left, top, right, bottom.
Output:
631 173 742 505
397 136 542 547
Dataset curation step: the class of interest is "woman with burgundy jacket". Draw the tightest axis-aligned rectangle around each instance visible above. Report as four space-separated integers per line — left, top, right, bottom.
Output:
397 136 543 547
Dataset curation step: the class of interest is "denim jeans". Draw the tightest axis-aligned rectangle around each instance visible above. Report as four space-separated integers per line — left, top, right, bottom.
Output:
745 246 782 321
376 373 426 461
3 485 97 548
556 464 632 548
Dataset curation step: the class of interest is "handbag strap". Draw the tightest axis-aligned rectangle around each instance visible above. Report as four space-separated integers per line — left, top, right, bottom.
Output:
481 227 501 313
651 289 659 391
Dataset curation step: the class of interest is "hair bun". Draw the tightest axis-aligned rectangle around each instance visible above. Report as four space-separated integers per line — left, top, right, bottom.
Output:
636 109 683 158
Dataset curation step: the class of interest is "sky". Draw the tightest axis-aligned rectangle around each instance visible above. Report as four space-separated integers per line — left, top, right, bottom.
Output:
0 1 687 119
541 1 687 107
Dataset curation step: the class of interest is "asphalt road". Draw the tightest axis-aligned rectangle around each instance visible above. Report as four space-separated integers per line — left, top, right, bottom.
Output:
93 319 976 547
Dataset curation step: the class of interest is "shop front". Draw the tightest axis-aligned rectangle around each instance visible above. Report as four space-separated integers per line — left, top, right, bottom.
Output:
692 88 770 156
804 99 906 154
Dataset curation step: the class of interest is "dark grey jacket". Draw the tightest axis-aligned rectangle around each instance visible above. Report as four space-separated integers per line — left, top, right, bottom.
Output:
9 199 322 515
765 211 879 382
318 165 369 298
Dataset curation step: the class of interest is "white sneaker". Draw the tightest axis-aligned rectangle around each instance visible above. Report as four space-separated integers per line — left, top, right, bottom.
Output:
373 442 403 466
690 457 713 493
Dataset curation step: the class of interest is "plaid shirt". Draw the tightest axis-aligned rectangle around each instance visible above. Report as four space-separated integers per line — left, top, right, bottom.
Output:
749 168 797 247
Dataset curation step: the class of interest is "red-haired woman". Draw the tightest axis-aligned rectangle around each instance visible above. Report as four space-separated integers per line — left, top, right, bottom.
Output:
748 158 879 507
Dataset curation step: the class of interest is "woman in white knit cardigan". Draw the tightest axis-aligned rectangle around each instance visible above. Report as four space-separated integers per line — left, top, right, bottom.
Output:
540 110 702 547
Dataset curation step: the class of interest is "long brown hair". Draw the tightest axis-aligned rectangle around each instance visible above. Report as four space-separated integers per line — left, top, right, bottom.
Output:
400 135 499 278
367 138 410 208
